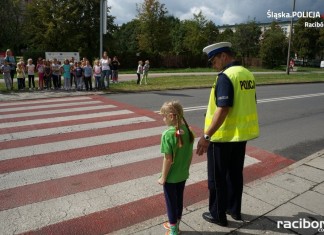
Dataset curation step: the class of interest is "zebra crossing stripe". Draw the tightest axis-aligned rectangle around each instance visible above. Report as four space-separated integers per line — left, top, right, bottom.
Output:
0 110 133 128
0 116 154 141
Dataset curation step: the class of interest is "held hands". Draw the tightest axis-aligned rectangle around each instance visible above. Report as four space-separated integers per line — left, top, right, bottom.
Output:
196 136 210 156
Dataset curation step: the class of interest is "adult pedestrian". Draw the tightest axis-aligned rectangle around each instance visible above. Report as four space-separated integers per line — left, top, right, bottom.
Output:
196 42 259 227
1 60 12 90
100 51 110 88
4 49 16 89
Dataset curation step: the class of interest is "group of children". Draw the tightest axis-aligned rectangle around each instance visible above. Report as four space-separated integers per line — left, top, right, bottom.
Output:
1 56 154 91
0 56 124 91
136 60 150 85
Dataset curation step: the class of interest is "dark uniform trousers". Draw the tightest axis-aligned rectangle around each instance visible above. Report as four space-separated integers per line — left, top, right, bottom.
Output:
207 141 247 220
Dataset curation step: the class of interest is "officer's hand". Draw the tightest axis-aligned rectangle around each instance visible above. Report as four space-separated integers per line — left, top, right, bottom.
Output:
196 137 209 156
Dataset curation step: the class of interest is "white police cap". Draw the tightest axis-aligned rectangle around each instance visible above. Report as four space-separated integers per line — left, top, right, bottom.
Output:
203 42 232 60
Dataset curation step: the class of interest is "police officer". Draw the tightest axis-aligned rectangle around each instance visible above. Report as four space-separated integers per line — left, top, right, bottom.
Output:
196 42 259 226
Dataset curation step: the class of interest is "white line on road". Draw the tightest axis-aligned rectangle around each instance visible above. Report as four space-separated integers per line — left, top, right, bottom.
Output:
257 92 324 103
0 96 93 107
0 110 133 128
0 126 166 161
0 100 103 113
0 116 155 142
0 104 116 119
154 93 324 113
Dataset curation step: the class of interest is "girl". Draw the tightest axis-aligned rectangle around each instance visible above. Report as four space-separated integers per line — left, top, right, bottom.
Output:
16 61 26 90
93 60 101 90
36 58 45 90
158 100 195 235
83 60 93 91
61 59 71 91
75 61 84 91
44 60 52 90
51 58 60 90
26 58 36 90
141 60 150 85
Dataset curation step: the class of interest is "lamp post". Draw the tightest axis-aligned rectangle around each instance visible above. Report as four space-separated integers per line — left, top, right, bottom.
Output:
100 0 107 58
286 0 296 75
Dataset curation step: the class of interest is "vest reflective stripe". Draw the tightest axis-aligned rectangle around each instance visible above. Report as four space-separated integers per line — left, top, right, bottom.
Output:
204 66 259 142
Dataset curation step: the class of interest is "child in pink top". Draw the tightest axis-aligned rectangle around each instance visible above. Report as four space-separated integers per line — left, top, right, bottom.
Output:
36 58 45 90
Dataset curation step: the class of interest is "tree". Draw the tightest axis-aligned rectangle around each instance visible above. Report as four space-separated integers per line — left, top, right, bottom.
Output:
182 11 216 55
136 0 170 54
23 0 116 61
114 20 141 54
204 21 220 45
0 0 26 53
219 28 234 42
317 27 324 59
293 17 321 61
167 16 184 55
260 22 288 68
233 21 261 64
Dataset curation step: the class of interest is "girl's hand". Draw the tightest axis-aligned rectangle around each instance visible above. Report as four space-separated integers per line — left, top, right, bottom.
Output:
158 177 165 185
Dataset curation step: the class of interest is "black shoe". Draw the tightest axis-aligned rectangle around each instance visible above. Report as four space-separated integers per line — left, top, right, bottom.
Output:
226 210 242 221
202 212 228 227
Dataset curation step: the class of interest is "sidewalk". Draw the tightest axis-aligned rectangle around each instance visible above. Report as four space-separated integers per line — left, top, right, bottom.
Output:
114 149 324 235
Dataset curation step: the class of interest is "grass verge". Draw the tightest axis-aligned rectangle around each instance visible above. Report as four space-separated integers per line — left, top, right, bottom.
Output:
108 72 324 93
1 71 323 93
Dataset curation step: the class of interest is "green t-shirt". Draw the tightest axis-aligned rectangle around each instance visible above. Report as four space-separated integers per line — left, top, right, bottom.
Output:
160 124 194 183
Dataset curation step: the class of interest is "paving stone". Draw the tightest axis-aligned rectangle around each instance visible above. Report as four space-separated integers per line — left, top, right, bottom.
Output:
181 207 238 234
241 193 275 222
313 182 324 195
305 157 324 170
289 165 324 183
266 173 317 194
244 182 297 207
232 217 295 234
291 191 324 216
266 202 324 235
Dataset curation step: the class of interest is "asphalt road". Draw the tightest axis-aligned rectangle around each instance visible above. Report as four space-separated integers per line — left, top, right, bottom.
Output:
107 83 324 161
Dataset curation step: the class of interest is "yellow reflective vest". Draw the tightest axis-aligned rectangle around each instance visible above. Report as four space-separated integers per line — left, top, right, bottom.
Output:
204 65 259 142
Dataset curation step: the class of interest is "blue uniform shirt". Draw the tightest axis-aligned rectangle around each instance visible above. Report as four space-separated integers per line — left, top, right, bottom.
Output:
215 61 241 107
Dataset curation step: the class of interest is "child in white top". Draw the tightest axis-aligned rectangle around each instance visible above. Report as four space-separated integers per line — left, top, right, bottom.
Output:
26 58 36 90
136 60 143 85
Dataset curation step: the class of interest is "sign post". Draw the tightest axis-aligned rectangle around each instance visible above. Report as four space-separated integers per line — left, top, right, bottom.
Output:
286 0 296 75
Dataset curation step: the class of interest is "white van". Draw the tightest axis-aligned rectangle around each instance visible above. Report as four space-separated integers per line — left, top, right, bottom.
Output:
320 61 324 68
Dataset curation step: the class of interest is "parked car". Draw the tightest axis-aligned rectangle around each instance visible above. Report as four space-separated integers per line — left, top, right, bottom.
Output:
307 59 321 67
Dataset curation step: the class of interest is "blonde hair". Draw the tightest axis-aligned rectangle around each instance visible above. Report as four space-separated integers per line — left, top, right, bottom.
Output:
160 100 194 148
